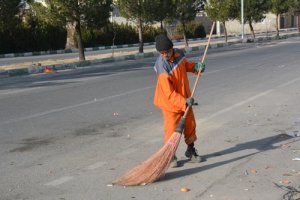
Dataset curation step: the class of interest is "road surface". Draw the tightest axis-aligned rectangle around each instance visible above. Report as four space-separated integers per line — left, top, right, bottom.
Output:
0 37 300 200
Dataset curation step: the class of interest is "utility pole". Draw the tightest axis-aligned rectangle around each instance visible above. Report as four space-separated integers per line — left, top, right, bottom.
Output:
241 0 244 40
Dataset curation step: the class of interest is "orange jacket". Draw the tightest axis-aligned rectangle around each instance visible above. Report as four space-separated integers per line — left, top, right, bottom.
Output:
153 48 196 113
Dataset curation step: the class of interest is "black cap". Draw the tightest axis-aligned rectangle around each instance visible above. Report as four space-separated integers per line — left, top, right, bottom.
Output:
155 34 173 51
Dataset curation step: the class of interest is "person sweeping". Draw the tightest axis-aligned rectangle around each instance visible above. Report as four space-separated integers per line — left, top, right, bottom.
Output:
153 34 205 167
113 23 214 186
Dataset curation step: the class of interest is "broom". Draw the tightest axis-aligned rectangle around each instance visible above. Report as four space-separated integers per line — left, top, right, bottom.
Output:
112 22 216 186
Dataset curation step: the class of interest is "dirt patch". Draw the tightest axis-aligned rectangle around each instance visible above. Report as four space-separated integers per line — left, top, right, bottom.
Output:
73 127 103 136
9 137 53 153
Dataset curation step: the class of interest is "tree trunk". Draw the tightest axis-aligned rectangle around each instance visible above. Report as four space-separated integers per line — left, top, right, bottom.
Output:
75 20 85 61
223 21 228 43
137 18 143 53
276 14 280 38
249 21 255 39
65 22 76 49
182 21 189 47
298 15 300 32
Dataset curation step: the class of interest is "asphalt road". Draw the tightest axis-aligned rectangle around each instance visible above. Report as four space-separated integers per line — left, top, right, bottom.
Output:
0 37 300 200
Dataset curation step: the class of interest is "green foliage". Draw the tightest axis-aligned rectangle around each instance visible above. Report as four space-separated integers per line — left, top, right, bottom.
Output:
242 0 271 23
288 0 300 14
116 0 162 52
0 0 67 54
0 24 66 54
171 0 205 46
174 0 199 24
116 0 154 23
175 21 206 38
0 0 20 30
81 23 138 47
143 25 167 42
47 0 113 60
150 0 176 23
205 0 236 22
80 23 163 47
31 0 65 28
270 0 289 15
50 0 113 27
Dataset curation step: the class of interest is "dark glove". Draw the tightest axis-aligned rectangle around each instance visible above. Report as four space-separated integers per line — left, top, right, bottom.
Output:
186 97 195 107
194 62 206 73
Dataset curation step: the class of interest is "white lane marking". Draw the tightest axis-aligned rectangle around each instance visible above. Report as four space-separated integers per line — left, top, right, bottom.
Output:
45 176 74 186
199 76 300 123
0 87 42 95
0 86 154 125
200 89 273 124
86 161 107 170
0 66 153 95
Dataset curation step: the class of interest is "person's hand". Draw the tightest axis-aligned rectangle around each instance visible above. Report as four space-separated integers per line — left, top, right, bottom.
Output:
194 62 205 73
186 97 194 107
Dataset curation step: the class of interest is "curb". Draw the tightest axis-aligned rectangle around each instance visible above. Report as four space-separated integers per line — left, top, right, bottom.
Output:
0 29 296 59
0 42 234 78
0 35 238 59
0 33 299 78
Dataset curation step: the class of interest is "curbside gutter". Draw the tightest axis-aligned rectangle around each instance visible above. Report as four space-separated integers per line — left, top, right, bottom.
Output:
0 36 229 59
0 33 299 78
0 29 296 59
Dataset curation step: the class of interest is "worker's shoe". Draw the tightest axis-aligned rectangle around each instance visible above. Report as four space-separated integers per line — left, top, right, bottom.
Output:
185 143 203 163
170 155 178 168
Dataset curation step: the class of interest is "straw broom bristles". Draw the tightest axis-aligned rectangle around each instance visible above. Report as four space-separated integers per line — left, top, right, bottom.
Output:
112 131 182 186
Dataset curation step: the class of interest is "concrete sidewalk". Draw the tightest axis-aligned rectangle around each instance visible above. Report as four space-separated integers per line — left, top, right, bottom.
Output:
0 31 299 77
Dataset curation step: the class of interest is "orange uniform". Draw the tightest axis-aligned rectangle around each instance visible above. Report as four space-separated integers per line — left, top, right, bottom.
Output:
154 48 198 145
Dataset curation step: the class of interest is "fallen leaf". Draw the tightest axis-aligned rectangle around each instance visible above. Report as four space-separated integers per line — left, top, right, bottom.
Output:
250 168 257 175
281 179 290 185
180 187 190 192
280 144 290 149
283 173 292 176
265 165 273 170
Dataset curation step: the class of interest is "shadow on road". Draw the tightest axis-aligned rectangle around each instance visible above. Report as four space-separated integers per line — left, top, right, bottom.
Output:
162 133 297 182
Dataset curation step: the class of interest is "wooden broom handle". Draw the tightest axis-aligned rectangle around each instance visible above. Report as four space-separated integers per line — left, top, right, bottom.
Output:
183 21 216 119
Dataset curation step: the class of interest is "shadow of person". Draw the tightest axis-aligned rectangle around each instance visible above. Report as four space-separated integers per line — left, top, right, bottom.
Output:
162 152 258 182
203 133 295 160
161 133 298 182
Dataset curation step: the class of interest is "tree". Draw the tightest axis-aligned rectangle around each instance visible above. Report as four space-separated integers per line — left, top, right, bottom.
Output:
117 0 156 53
270 0 289 37
205 0 236 42
49 0 113 61
173 0 205 47
288 0 300 32
232 0 270 39
246 0 271 39
150 0 176 30
30 0 65 27
0 0 20 30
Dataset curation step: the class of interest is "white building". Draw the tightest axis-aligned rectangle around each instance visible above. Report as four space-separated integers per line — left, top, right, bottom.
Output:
34 0 47 6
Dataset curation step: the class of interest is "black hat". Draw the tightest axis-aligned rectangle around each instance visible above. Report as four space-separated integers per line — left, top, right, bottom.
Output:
155 34 173 51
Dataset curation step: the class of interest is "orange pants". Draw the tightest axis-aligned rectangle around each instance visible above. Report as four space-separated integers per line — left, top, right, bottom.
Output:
162 108 197 145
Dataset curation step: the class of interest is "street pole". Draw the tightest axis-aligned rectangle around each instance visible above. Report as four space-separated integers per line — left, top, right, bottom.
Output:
241 0 244 40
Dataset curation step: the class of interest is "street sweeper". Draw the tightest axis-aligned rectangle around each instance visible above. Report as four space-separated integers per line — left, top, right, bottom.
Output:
113 23 214 186
153 34 205 167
